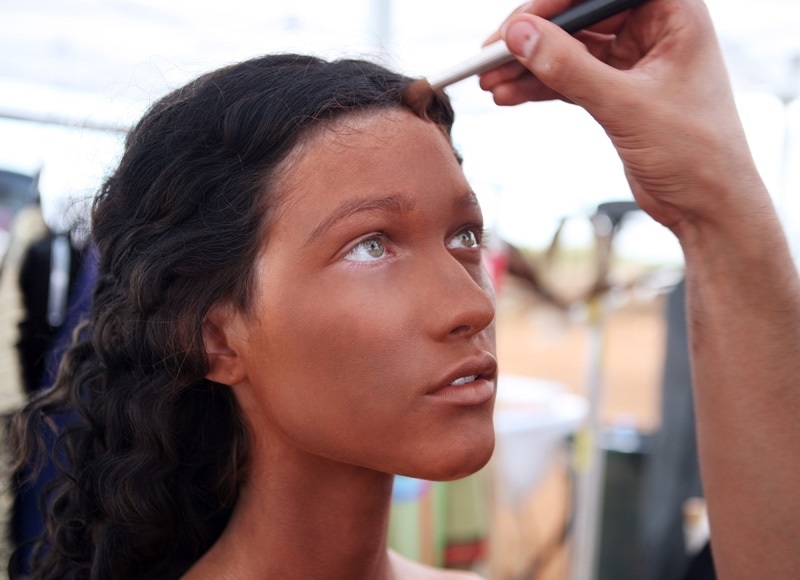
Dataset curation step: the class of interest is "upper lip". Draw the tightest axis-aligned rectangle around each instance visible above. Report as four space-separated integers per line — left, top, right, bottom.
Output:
429 352 498 395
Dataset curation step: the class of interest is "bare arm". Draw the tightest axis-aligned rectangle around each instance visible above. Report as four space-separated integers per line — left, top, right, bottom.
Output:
481 0 800 575
678 184 800 579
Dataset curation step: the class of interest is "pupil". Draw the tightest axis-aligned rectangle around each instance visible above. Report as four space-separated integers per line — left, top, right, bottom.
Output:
367 239 383 257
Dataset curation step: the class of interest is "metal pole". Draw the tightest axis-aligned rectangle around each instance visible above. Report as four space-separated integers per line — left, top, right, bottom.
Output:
569 294 608 580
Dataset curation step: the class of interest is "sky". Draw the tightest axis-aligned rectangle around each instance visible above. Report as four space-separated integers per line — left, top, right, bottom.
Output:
1 0 799 265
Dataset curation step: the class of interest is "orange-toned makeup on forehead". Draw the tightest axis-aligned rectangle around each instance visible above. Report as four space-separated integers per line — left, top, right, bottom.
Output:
401 79 437 119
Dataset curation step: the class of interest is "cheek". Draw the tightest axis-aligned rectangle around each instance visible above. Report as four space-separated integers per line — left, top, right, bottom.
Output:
279 281 416 382
249 289 429 468
245 273 424 434
240 262 497 477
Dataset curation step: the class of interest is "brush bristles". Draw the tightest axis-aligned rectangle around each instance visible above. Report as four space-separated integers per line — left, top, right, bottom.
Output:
401 79 436 119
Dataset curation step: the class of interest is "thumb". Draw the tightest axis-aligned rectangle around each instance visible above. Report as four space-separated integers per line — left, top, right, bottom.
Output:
501 14 628 111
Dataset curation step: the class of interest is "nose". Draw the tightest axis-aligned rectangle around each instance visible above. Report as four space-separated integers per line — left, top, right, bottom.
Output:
425 251 496 340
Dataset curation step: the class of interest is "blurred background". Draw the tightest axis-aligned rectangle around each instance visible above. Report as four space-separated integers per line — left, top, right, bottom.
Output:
1 1 798 579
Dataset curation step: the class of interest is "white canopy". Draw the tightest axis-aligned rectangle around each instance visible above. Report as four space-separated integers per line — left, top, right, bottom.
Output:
1 0 798 257
1 0 798 126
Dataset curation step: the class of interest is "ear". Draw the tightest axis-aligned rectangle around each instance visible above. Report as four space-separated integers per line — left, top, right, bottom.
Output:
202 304 248 387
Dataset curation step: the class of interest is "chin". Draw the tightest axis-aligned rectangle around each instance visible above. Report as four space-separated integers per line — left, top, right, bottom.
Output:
407 428 496 482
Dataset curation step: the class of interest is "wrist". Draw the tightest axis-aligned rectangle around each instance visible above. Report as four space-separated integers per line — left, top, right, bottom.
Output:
674 182 791 286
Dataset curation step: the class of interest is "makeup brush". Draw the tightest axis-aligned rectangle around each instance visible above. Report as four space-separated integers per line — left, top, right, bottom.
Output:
403 0 649 112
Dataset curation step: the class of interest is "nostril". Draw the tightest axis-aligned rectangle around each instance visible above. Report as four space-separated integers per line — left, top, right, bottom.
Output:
449 324 471 336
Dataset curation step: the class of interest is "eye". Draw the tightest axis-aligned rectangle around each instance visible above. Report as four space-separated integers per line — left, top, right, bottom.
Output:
344 236 387 262
447 228 480 250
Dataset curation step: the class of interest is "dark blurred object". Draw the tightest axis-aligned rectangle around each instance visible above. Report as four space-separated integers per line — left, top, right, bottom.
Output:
16 230 87 394
0 168 39 223
594 201 641 230
639 280 714 580
597 426 652 580
591 201 641 297
504 241 567 309
0 167 40 273
684 542 716 580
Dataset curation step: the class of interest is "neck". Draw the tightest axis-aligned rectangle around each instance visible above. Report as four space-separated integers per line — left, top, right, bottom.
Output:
184 430 396 579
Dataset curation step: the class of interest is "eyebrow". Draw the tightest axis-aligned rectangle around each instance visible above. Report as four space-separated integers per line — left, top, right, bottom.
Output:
306 194 415 245
305 189 480 245
458 190 480 210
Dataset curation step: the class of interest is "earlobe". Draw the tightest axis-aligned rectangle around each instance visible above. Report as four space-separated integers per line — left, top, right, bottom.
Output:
202 305 248 386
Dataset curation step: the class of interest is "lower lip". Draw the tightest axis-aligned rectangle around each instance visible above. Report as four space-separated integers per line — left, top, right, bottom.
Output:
428 378 495 406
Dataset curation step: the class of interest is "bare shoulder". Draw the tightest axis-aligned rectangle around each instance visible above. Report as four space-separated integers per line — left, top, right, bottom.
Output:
387 549 484 580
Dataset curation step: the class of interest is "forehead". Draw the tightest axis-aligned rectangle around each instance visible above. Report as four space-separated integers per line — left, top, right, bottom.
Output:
271 109 464 218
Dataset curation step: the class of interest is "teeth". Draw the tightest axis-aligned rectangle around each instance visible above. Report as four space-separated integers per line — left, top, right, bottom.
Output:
450 375 477 386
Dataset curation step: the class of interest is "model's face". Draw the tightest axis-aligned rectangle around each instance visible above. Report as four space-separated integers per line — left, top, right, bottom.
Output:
229 110 496 480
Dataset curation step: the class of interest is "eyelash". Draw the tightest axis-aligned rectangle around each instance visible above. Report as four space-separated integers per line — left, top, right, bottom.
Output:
343 225 486 264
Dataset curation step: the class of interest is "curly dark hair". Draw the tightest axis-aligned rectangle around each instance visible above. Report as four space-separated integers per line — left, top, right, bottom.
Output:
6 53 455 579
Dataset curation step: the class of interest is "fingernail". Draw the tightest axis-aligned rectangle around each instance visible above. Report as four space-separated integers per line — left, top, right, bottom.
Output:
505 20 540 59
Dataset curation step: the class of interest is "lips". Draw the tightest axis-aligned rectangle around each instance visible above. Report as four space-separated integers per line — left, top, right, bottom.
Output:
428 353 498 405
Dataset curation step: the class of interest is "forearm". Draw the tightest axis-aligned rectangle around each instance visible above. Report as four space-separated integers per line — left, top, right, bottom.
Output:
484 0 800 570
677 184 800 578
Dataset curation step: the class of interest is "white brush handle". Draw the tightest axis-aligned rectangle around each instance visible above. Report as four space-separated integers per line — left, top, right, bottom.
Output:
425 0 649 91
427 42 513 91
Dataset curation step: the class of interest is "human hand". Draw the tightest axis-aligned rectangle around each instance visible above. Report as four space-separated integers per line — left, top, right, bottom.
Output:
481 8 800 580
480 0 770 238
